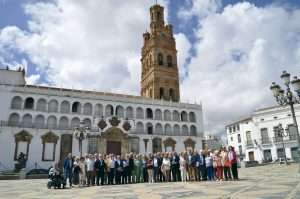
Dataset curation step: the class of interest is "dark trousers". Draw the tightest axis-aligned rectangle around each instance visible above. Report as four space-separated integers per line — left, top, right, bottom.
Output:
116 170 122 184
199 165 207 180
153 167 159 182
194 167 200 181
158 168 164 182
224 167 232 180
64 169 73 186
128 168 132 183
122 167 129 184
143 167 148 182
86 171 94 186
171 167 181 182
108 168 115 185
96 170 105 185
231 163 238 180
207 166 214 181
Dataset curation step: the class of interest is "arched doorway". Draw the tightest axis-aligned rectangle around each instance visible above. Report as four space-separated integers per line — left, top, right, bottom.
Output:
99 127 129 155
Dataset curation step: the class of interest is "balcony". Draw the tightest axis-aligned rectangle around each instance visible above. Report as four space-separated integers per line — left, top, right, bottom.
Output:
246 140 254 148
0 120 99 132
273 136 284 143
260 138 272 145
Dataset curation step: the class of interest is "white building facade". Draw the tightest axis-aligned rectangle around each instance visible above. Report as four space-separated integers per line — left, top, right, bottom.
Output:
226 105 300 163
0 69 204 172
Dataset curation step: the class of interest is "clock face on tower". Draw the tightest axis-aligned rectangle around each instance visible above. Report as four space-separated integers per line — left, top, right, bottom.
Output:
141 4 180 102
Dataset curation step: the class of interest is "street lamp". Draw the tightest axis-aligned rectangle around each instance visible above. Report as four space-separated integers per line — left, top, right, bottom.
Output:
73 121 89 157
270 71 300 172
273 124 289 165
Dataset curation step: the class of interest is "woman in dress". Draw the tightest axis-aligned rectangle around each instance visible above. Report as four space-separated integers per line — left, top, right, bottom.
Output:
179 152 187 182
134 154 143 183
146 154 154 183
161 153 171 182
78 157 86 187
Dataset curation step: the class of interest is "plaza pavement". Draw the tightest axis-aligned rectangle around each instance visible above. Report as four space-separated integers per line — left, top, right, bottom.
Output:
0 163 299 199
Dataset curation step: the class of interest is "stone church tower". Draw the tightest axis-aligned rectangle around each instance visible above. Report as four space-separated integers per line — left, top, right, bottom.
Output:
140 4 180 102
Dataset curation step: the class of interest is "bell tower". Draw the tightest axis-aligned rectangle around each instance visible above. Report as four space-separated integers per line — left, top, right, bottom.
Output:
140 4 180 102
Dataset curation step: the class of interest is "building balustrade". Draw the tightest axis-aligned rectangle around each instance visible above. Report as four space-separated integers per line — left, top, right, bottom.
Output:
260 138 272 144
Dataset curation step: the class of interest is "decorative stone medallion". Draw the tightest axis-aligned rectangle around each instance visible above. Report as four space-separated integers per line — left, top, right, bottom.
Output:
97 116 107 130
109 116 120 127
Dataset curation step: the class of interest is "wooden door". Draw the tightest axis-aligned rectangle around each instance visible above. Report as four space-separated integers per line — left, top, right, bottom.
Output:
107 141 121 155
248 151 255 161
60 134 73 162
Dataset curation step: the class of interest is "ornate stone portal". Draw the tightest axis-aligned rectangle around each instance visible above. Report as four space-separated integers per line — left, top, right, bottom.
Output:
98 127 132 155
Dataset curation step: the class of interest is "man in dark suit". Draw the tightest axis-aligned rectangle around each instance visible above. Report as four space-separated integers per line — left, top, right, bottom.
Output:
171 152 180 182
115 155 123 185
128 153 134 184
157 152 164 182
63 153 73 187
94 154 106 186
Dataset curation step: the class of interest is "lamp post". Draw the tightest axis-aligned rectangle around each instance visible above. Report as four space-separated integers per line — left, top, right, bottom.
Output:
73 121 89 157
270 71 300 172
273 123 290 165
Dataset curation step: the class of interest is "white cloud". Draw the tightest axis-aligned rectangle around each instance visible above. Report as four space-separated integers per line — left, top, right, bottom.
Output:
181 2 300 134
0 0 168 94
178 0 221 19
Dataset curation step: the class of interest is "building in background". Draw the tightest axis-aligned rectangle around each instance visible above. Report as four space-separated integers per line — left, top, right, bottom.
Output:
226 105 300 163
202 134 224 151
0 4 204 172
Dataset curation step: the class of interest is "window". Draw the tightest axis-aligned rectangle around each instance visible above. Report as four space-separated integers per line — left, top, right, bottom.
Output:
233 126 236 132
147 123 153 135
229 127 232 133
11 96 22 109
105 105 114 117
237 134 241 143
230 137 233 141
160 87 164 99
157 12 161 20
167 55 172 67
246 131 252 145
237 124 240 131
146 108 153 119
24 97 34 109
158 53 163 65
288 124 298 140
238 145 243 155
260 128 270 144
88 136 98 154
72 102 81 113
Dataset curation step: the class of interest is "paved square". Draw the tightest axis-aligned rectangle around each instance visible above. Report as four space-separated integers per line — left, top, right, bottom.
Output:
0 164 299 199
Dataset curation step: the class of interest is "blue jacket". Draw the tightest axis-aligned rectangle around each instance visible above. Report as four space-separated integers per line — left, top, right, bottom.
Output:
63 157 73 171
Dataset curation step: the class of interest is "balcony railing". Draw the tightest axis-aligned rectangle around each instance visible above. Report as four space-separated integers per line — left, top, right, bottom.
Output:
273 137 284 143
260 138 272 145
0 121 98 132
246 140 254 147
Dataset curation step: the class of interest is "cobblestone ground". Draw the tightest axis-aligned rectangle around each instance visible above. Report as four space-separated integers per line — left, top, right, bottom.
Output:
0 164 300 199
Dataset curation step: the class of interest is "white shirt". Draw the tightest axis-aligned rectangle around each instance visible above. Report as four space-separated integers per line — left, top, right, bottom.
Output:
153 158 158 167
86 158 95 171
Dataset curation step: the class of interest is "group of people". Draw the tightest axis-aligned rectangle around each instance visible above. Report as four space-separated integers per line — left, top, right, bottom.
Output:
61 146 239 188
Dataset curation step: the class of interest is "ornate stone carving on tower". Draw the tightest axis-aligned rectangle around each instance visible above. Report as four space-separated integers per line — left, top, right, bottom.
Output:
141 4 180 102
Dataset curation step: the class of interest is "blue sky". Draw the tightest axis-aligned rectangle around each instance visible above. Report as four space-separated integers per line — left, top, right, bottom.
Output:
1 0 300 134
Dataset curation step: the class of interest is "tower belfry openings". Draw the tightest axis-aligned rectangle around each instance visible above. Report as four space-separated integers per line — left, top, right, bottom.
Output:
140 4 180 102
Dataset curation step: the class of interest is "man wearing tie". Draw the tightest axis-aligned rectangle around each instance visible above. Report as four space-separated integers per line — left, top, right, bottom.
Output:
94 154 106 186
